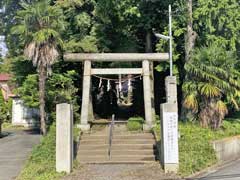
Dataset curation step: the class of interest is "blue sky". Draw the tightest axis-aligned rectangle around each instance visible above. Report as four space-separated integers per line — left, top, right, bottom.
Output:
0 36 8 57
0 8 8 57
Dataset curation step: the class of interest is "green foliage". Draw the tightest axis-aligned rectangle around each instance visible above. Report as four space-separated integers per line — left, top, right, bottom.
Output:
56 0 98 53
0 91 12 124
179 120 240 175
18 74 39 107
0 57 12 73
12 0 65 47
194 0 240 51
178 122 217 175
183 44 240 129
127 116 144 131
46 70 80 121
18 71 79 121
2 122 25 130
17 124 65 180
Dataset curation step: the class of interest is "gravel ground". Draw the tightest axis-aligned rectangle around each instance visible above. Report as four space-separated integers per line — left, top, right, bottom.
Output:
63 163 182 180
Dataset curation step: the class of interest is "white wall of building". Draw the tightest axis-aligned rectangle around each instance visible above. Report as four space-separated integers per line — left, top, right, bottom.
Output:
12 97 40 127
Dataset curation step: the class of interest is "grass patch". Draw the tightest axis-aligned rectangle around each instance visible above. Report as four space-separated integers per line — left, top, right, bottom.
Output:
127 117 144 131
154 119 240 176
2 122 26 130
17 124 64 180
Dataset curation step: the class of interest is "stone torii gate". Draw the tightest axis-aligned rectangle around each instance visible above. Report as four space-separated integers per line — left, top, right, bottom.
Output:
64 53 169 131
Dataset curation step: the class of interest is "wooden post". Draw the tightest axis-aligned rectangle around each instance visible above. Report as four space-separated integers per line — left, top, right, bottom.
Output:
79 60 91 131
142 60 153 131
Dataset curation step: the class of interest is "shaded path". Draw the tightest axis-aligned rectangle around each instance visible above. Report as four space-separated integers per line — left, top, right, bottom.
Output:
0 129 40 180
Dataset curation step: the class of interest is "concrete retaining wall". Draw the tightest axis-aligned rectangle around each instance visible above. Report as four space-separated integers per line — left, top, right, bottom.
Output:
212 135 240 162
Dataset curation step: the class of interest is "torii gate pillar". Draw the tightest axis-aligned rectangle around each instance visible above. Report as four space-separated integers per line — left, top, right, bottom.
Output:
78 60 91 131
142 60 153 131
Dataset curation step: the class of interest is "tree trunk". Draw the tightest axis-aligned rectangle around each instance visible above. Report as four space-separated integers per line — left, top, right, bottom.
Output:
146 31 156 120
185 0 197 62
39 66 47 135
181 0 197 120
0 121 2 137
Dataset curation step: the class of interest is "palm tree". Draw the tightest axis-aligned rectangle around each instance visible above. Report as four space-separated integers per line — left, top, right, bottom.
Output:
12 0 64 135
183 44 240 129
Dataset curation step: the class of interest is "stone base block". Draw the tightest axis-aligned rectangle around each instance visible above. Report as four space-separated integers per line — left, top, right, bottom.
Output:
143 123 152 132
77 124 90 131
164 163 179 173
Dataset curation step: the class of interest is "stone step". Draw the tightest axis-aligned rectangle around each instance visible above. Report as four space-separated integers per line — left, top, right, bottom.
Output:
111 144 155 150
78 155 108 162
81 133 154 139
79 143 156 150
79 144 109 150
78 150 108 156
78 155 155 162
80 138 155 143
78 149 156 156
81 135 107 140
81 135 154 140
79 161 155 164
80 140 108 144
80 139 155 145
113 134 154 139
110 155 155 161
111 150 156 156
112 139 155 144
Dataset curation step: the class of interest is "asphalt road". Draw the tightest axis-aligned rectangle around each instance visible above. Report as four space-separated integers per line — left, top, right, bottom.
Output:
0 129 40 180
197 159 240 180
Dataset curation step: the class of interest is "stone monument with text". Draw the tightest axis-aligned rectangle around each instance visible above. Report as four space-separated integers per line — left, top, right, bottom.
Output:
160 76 179 173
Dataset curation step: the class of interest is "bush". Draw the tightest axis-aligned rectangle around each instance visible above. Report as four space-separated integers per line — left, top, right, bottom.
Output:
178 123 217 175
18 71 80 123
0 91 12 136
127 117 144 131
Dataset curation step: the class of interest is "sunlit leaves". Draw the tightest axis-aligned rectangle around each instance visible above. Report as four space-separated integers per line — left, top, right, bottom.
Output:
183 94 198 113
199 83 221 98
194 0 240 51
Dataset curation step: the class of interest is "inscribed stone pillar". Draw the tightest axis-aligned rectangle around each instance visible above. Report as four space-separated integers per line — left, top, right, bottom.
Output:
160 76 179 173
56 103 73 173
79 60 91 131
160 103 179 173
142 60 153 131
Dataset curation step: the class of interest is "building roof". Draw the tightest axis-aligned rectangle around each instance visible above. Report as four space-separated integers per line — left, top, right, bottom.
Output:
0 74 11 81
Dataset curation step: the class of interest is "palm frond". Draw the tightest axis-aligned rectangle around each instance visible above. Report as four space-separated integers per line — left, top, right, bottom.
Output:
216 100 228 117
183 94 199 112
198 83 221 98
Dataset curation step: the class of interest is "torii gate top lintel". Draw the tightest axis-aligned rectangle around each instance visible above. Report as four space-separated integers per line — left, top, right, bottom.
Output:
64 53 169 62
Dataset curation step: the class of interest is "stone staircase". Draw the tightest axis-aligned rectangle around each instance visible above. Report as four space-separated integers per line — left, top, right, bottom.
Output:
77 126 158 163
